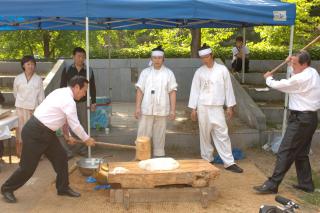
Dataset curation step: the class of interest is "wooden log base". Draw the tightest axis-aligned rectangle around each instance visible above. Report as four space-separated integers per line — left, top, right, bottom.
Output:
107 159 220 189
109 186 219 210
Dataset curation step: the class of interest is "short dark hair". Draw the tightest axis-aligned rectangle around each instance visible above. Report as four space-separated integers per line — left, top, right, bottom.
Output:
152 45 164 52
236 36 244 42
69 76 89 89
198 43 211 51
21 55 36 70
294 50 311 66
73 47 86 56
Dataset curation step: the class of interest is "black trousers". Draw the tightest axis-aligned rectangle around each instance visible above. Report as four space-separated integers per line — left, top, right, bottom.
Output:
1 116 69 192
232 58 249 72
270 111 318 190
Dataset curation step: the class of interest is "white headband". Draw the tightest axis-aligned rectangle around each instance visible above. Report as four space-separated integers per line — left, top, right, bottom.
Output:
198 48 212 57
151 50 164 57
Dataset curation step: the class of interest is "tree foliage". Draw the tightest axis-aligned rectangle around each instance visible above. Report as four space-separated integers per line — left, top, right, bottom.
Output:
255 0 320 48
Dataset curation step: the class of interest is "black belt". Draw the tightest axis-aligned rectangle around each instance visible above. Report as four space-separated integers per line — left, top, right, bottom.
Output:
290 110 317 115
31 115 55 134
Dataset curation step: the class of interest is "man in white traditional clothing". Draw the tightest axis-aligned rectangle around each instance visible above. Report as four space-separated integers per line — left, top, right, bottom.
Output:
188 44 243 173
135 45 178 157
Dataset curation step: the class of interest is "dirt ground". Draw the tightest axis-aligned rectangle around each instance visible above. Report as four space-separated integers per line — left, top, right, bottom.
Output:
2 139 320 212
2 103 319 212
25 148 319 213
248 145 320 182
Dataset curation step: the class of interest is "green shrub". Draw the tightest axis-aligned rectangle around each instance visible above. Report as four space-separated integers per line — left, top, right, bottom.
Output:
89 44 320 60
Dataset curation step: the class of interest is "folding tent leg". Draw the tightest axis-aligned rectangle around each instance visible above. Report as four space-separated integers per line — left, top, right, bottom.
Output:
85 17 92 158
241 27 246 84
281 25 294 137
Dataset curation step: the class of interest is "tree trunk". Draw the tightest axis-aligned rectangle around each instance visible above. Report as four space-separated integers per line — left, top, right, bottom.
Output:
43 31 51 59
190 29 201 58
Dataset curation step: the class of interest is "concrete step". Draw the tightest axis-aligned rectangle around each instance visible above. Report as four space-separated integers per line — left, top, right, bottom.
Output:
92 126 260 152
91 102 261 150
260 105 285 124
245 69 288 74
256 101 285 125
241 73 286 85
224 60 289 73
0 75 47 88
0 61 53 76
257 101 320 125
1 91 14 106
247 70 286 73
0 76 16 88
0 71 50 76
0 85 12 92
242 84 285 102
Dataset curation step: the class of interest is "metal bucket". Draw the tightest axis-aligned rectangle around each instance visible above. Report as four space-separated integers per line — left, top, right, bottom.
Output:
76 158 105 176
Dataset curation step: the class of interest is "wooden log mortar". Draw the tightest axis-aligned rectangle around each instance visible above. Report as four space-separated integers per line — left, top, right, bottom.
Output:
107 159 220 189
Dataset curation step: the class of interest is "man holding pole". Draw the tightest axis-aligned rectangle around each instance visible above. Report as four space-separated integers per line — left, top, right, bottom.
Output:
1 76 96 203
254 50 320 194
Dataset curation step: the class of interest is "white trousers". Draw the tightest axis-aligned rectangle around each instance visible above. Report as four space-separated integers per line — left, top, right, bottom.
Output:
16 107 33 143
137 115 167 157
197 105 235 167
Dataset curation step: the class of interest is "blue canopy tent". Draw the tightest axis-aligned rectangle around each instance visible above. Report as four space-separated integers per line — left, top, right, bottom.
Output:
0 0 296 156
0 0 295 30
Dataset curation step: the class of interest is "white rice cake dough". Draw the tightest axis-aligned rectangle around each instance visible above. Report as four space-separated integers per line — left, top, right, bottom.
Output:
138 157 180 171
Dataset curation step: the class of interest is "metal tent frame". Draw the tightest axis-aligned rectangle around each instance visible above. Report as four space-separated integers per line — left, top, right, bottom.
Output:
0 0 297 157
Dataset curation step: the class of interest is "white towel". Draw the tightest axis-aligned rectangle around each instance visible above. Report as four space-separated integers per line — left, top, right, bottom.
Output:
0 126 11 140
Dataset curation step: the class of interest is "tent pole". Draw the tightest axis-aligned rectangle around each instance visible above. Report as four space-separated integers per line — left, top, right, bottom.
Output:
281 25 294 137
108 33 112 99
85 16 91 158
241 27 246 84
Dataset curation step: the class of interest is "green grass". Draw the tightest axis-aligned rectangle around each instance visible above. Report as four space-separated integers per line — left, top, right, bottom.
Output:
298 171 320 207
302 192 320 206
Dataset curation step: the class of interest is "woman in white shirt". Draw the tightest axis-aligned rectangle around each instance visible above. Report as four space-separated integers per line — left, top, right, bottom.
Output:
13 56 45 157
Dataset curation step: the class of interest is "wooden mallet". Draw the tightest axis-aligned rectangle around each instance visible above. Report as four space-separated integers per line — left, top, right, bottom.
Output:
76 136 151 161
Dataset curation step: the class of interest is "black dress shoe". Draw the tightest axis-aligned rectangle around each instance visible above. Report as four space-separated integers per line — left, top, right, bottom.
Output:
225 164 243 173
253 180 278 194
1 188 17 203
292 184 314 193
57 187 81 197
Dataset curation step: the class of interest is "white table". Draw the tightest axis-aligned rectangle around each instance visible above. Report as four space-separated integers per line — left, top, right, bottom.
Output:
0 113 18 164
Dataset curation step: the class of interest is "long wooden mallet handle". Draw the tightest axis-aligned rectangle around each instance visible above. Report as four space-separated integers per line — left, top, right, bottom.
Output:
270 34 320 74
270 60 288 74
76 140 135 150
301 34 320 51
